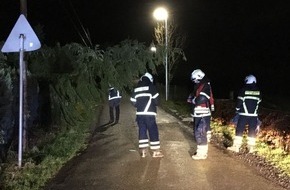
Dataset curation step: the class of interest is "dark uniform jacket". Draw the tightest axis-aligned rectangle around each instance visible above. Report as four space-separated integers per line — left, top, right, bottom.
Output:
130 77 159 116
236 83 261 117
108 87 121 107
188 77 214 117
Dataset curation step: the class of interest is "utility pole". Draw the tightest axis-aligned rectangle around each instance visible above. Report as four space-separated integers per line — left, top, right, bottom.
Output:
20 0 27 17
20 0 28 152
1 14 41 167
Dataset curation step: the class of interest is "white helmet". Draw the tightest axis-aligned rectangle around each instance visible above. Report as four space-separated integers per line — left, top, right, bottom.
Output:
143 72 153 83
191 69 205 83
245 74 256 84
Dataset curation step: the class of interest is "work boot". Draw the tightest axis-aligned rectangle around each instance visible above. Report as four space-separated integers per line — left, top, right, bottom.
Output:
227 136 242 153
247 137 256 153
140 149 147 158
207 131 212 143
227 145 240 153
248 145 257 153
152 150 164 158
192 153 207 160
192 145 208 160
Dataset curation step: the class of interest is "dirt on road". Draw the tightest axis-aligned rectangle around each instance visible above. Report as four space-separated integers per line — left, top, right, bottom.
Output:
44 99 287 190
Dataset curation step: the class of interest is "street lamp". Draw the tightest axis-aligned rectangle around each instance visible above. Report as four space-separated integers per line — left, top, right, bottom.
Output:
153 7 169 101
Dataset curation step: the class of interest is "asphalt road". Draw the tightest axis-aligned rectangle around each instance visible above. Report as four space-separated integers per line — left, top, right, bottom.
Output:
44 98 286 190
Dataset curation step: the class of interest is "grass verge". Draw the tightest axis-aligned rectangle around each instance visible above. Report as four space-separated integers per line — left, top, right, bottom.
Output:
0 106 100 190
160 98 290 183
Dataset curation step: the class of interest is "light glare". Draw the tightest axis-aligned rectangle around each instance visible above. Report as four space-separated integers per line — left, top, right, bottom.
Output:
153 7 168 21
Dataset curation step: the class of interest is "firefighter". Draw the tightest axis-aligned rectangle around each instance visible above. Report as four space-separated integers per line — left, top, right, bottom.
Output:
130 72 164 158
227 74 262 153
108 86 122 124
188 69 214 160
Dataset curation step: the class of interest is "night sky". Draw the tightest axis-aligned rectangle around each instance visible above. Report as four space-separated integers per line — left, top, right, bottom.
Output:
1 0 290 98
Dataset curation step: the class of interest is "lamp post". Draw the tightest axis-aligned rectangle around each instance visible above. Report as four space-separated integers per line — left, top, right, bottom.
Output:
153 7 168 101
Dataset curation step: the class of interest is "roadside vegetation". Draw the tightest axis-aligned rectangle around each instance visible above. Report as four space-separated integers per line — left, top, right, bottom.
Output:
0 40 164 190
0 13 187 189
1 116 96 190
160 98 290 189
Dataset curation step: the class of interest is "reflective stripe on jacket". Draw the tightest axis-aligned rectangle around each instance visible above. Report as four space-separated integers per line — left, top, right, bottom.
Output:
236 84 261 117
130 78 159 116
193 80 214 117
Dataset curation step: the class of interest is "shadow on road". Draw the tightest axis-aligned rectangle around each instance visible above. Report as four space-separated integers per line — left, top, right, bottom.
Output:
94 121 118 133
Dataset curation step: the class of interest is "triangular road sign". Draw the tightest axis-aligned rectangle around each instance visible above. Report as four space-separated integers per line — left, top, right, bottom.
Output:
1 14 41 53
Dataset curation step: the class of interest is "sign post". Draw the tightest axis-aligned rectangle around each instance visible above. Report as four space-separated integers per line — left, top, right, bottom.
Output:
1 14 41 167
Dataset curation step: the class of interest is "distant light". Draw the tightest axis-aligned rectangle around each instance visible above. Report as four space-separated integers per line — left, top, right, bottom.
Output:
29 42 33 47
153 7 168 21
150 46 156 52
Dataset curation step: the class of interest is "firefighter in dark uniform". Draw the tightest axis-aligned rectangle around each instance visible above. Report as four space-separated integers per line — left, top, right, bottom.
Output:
130 72 164 158
228 74 261 153
108 86 122 124
187 69 215 160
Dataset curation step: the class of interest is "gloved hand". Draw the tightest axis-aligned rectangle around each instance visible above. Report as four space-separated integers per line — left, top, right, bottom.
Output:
187 97 196 104
255 125 260 134
191 97 196 104
187 96 196 104
255 118 262 134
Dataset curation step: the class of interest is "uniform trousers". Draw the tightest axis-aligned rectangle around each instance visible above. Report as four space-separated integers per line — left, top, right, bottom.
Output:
136 115 160 150
194 116 211 145
236 115 257 138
